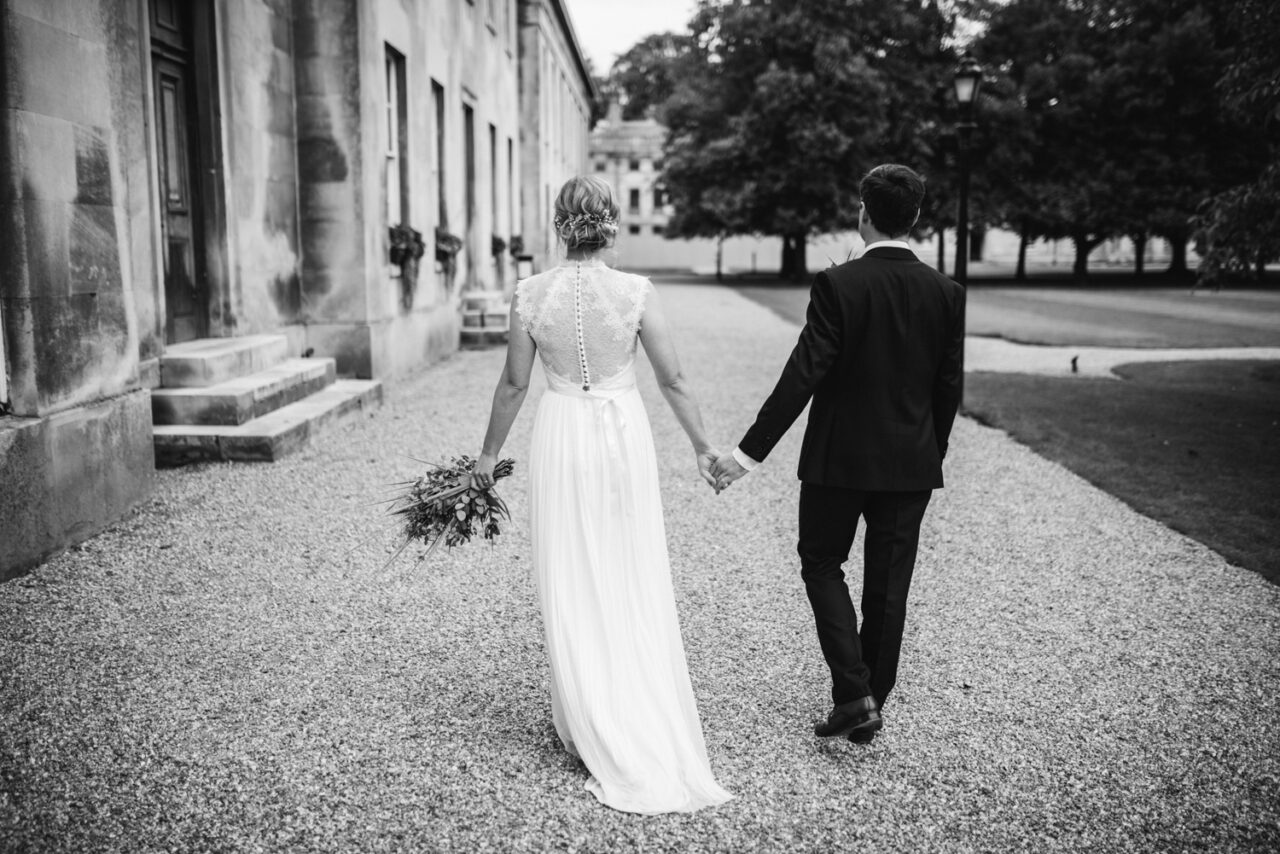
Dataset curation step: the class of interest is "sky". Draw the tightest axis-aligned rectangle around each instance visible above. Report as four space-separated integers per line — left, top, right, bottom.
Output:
562 0 698 74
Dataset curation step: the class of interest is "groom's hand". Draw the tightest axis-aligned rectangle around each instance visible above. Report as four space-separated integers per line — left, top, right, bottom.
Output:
697 449 722 493
711 453 748 491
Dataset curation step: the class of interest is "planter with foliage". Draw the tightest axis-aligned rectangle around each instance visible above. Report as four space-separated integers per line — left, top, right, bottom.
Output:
435 228 464 265
389 224 426 270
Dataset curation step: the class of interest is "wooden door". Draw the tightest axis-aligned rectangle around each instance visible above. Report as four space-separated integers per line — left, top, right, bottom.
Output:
150 0 206 343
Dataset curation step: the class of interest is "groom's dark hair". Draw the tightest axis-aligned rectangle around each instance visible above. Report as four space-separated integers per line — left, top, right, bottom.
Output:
859 164 925 237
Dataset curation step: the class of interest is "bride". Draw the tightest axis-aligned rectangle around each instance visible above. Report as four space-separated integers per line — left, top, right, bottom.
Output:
471 176 733 814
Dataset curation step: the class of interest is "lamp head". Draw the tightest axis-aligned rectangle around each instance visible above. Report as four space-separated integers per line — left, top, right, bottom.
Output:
953 54 984 107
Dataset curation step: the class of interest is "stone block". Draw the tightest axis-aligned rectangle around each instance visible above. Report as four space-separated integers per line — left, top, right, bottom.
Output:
13 198 71 297
73 125 113 205
158 335 290 388
0 389 153 580
7 13 110 127
10 0 106 42
152 378 381 465
302 322 375 378
151 357 336 425
11 110 77 203
68 203 122 294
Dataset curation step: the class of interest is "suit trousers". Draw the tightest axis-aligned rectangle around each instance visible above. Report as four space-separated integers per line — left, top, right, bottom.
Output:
797 483 932 708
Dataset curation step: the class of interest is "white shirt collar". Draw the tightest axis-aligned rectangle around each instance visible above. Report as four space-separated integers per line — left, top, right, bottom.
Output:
861 239 912 254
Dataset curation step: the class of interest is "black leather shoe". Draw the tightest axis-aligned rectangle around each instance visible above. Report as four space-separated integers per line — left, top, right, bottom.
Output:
814 696 882 740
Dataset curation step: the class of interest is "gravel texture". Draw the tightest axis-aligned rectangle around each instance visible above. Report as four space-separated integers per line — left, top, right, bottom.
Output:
2 282 1278 853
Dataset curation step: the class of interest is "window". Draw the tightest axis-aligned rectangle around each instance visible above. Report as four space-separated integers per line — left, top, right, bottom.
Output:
652 225 664 236
384 48 409 228
652 187 665 209
594 159 606 173
464 104 476 239
654 158 664 171
433 80 446 227
628 224 641 235
628 158 640 172
489 122 498 240
628 188 640 212
0 300 7 409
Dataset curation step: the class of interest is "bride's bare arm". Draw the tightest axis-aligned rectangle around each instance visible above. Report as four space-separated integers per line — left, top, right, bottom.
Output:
473 296 536 489
638 288 720 490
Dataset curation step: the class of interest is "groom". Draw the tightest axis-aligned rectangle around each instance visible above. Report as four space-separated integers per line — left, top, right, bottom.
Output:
712 164 964 743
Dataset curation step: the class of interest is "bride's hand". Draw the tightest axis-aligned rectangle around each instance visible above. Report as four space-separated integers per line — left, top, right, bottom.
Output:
697 448 721 493
471 452 498 490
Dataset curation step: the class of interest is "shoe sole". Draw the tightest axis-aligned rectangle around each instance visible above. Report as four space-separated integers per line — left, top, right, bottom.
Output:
814 714 883 740
847 717 883 743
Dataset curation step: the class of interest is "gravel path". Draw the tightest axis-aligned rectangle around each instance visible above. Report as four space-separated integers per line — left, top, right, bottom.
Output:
3 282 1278 853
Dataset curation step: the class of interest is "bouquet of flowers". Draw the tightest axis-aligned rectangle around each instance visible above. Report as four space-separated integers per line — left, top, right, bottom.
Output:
387 455 516 565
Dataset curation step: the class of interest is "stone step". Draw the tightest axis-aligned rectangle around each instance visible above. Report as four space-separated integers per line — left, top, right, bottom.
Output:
461 308 510 328
460 290 508 312
153 379 383 466
151 358 336 426
159 334 290 388
460 326 509 349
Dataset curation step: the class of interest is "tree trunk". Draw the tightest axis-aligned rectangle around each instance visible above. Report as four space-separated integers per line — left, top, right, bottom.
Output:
715 235 724 283
1258 250 1267 282
1016 225 1028 282
936 229 946 275
780 236 795 280
1168 232 1190 278
1072 230 1092 281
1133 233 1147 278
970 225 986 262
791 233 808 281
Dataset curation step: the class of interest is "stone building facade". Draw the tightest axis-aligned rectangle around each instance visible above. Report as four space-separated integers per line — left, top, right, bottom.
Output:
589 104 673 268
517 0 595 273
0 0 590 578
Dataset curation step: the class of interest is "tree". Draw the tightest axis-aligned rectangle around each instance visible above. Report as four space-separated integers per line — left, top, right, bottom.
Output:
1196 0 1280 285
976 0 1267 280
607 32 694 121
663 0 957 280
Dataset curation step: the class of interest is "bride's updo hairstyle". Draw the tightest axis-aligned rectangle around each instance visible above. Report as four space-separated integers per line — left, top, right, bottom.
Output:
553 176 620 253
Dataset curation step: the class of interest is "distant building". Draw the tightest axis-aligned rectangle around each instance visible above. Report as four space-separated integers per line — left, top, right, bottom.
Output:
589 105 784 272
590 103 672 264
0 0 591 577
517 0 596 273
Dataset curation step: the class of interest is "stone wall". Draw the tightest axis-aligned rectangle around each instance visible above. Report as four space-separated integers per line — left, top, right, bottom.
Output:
518 0 594 274
221 0 304 337
1 0 155 578
294 0 522 377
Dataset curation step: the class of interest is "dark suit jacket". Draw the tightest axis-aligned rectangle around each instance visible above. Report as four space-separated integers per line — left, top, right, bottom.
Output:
739 246 965 491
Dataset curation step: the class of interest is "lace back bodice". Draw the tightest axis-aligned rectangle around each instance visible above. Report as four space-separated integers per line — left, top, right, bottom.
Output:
515 261 652 387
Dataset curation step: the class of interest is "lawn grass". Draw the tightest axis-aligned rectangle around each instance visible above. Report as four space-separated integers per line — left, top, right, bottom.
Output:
962 361 1280 584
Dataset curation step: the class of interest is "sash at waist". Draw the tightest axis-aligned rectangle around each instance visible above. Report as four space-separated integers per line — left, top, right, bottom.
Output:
544 364 637 399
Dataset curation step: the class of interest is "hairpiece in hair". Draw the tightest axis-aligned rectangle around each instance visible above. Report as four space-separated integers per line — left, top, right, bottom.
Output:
554 212 617 230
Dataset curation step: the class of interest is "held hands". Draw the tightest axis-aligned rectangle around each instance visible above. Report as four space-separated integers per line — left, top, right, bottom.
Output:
696 449 721 493
710 452 748 492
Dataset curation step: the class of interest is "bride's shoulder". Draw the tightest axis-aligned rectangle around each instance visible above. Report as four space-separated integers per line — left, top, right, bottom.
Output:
605 268 653 293
515 268 556 299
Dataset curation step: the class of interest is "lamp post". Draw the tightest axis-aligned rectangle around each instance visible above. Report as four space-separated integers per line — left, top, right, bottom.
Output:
952 54 983 288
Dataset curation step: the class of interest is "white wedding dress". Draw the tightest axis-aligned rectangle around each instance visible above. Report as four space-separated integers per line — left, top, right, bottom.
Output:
515 258 732 814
